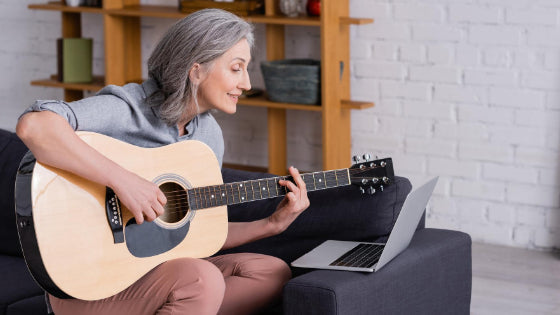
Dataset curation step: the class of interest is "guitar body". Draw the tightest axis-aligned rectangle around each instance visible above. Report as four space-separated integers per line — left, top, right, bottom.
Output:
15 132 228 301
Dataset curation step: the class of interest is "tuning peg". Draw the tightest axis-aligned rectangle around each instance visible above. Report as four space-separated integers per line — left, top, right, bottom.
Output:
361 178 368 185
352 155 361 163
367 186 376 195
359 187 365 194
363 154 371 162
380 185 384 192
372 177 380 184
383 176 390 184
380 161 387 167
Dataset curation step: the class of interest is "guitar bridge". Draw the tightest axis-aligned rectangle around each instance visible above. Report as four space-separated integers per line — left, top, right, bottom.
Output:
105 187 124 243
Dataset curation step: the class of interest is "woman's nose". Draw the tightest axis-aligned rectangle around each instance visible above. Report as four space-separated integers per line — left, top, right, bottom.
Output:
239 69 251 91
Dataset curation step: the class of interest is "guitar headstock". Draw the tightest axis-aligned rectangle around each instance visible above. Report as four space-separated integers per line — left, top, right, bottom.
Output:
349 155 395 195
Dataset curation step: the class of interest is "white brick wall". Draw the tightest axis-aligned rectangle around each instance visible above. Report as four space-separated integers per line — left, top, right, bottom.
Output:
1 0 559 250
348 0 560 250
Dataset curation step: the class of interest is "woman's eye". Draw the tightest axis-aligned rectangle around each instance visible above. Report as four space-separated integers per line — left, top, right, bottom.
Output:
232 65 242 72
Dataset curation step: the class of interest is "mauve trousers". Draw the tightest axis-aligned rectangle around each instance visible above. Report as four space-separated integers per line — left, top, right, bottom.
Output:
49 253 291 315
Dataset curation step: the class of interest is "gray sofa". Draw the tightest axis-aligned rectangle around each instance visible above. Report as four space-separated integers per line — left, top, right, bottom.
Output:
0 129 472 314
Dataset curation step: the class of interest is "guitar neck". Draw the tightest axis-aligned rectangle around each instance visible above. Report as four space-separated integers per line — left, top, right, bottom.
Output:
187 169 350 210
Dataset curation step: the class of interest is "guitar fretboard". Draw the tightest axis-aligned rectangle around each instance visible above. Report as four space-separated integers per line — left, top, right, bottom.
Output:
187 169 350 210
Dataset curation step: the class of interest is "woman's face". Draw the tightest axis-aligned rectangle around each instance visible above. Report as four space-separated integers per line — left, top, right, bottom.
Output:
196 39 252 114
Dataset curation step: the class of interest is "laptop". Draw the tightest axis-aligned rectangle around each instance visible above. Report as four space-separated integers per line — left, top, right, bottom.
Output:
291 177 438 272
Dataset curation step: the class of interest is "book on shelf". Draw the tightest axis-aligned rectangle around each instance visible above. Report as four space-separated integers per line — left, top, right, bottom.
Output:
57 38 93 84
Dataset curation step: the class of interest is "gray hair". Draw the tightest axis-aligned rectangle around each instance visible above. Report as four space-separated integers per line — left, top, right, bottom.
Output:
147 9 254 125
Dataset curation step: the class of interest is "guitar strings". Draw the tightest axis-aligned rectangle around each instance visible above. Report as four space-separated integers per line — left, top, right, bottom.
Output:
136 174 383 217
155 174 382 197
150 166 379 196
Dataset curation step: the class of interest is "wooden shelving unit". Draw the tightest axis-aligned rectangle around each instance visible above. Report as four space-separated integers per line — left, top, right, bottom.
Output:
28 0 373 174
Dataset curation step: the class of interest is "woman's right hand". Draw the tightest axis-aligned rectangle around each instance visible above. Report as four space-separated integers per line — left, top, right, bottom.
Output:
110 170 167 224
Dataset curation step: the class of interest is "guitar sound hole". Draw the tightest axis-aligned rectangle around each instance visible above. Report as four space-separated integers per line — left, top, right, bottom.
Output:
159 182 189 224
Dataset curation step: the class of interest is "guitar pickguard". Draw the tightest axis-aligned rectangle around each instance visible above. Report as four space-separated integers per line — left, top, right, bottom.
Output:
124 218 191 258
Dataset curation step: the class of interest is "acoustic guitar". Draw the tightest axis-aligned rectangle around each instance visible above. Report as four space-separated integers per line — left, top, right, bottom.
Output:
15 131 394 301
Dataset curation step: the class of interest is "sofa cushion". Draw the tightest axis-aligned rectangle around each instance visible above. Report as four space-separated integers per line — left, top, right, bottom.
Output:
0 130 28 257
0 255 45 315
5 295 47 315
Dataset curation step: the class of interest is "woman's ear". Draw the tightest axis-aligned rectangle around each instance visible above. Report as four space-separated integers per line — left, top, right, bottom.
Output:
189 63 203 85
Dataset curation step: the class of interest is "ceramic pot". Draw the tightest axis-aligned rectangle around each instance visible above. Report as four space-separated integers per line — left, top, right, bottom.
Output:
279 0 300 17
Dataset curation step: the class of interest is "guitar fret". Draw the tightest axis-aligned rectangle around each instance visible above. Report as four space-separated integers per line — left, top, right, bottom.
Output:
233 183 239 204
236 183 241 202
221 185 226 206
216 186 222 206
334 170 339 187
301 174 312 192
314 172 326 190
325 171 336 188
225 185 230 205
252 180 258 200
252 180 258 201
260 179 268 199
239 182 245 202
267 178 277 198
338 169 350 185
209 186 215 207
214 185 220 206
276 177 284 196
200 187 206 208
228 184 233 204
312 173 317 191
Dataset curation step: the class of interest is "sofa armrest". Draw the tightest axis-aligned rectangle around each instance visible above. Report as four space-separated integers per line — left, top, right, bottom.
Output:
283 228 472 315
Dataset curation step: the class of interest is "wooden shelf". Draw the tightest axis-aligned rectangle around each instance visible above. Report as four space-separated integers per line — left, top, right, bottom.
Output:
29 2 103 13
239 95 322 111
106 5 185 19
341 99 374 110
340 17 374 25
239 96 373 111
30 78 372 112
31 76 105 91
29 3 371 27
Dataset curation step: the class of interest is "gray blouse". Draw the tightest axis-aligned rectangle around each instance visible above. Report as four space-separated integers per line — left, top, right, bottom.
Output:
22 78 225 166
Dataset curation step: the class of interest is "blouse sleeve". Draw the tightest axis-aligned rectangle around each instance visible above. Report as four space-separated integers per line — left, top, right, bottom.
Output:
20 86 138 133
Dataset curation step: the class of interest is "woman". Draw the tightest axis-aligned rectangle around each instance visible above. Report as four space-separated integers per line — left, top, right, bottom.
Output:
16 9 310 315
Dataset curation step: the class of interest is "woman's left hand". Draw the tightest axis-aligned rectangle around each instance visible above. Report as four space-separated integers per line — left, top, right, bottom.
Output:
268 166 311 234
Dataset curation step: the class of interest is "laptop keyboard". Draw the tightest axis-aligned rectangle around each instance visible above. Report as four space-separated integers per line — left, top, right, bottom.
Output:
329 243 385 269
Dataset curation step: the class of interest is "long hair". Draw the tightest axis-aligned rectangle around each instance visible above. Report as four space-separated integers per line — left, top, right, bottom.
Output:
147 9 254 125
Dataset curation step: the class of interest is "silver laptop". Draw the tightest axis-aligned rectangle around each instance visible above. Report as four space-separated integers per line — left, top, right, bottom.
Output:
291 177 438 272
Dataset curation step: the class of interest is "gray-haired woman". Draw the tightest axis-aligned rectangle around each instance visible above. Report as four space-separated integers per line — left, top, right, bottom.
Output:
17 9 309 315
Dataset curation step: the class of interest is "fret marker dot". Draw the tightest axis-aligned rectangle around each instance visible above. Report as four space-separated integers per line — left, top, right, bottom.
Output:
242 197 245 200
319 179 322 182
211 195 214 199
222 193 225 197
263 187 266 191
240 184 243 187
